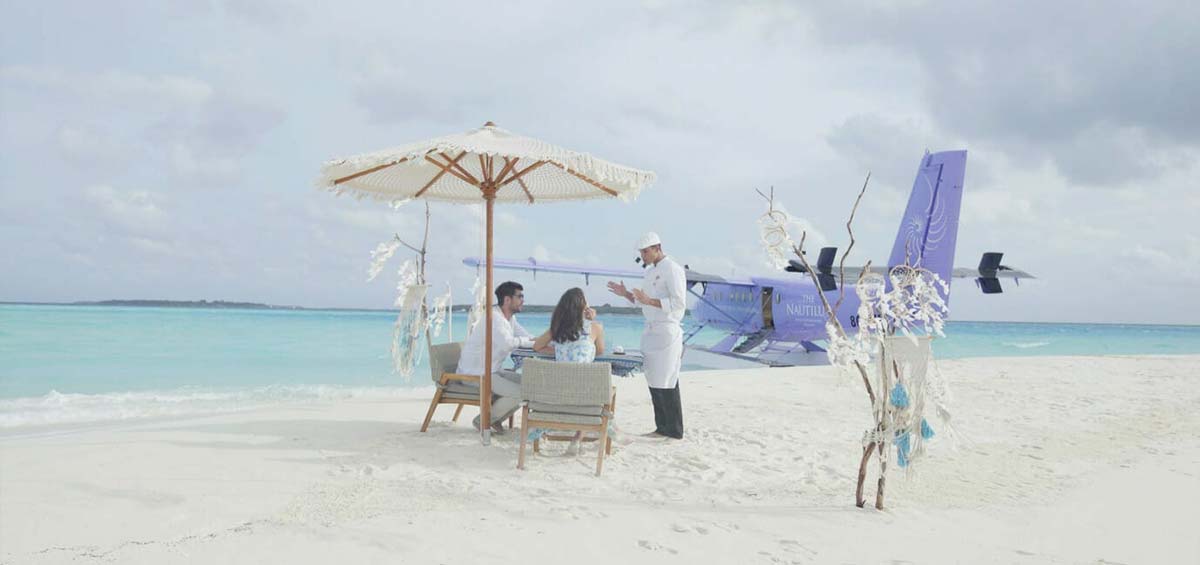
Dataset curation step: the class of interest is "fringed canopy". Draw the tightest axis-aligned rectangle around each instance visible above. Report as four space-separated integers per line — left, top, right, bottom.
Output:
317 123 656 204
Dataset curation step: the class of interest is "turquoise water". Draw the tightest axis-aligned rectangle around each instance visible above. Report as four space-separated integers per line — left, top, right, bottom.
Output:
1 304 1198 427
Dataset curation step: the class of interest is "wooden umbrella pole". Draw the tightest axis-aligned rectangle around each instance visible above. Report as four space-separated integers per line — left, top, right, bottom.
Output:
481 186 496 443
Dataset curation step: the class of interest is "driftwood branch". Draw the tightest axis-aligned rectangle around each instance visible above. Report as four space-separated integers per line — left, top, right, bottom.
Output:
395 240 421 255
754 186 774 206
418 203 431 346
791 237 877 408
755 190 876 406
395 203 434 347
856 442 876 507
758 183 891 510
834 173 870 314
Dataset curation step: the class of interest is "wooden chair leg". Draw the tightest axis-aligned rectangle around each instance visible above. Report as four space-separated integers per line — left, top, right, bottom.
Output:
420 390 444 432
605 389 617 455
533 438 540 454
595 419 610 476
452 404 464 422
508 414 515 429
517 405 530 470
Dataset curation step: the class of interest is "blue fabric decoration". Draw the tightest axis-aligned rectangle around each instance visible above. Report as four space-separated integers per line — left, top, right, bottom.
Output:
527 428 545 442
894 431 911 467
920 418 935 439
889 383 910 409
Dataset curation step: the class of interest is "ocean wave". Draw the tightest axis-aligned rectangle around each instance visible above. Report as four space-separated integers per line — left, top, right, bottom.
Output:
1002 341 1051 349
0 385 429 429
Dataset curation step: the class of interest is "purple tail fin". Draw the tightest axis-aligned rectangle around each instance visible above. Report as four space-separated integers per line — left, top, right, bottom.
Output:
887 150 968 287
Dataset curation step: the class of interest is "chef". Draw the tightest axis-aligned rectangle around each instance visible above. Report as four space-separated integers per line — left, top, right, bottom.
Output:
607 232 686 439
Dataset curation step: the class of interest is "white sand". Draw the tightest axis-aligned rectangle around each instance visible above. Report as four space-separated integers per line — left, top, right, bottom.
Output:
2 355 1197 564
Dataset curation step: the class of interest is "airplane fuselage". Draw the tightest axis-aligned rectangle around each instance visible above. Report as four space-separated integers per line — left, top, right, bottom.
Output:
692 277 867 347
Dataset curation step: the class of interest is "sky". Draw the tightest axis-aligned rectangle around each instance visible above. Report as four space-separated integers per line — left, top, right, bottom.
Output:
1 0 1197 324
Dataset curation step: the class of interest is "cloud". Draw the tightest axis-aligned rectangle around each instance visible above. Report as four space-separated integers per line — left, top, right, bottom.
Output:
350 56 485 126
77 185 177 258
305 198 405 234
156 93 286 184
4 65 285 186
127 236 175 256
223 0 305 26
1050 123 1197 186
530 243 588 264
530 244 554 263
168 143 239 184
83 184 168 234
960 189 1035 227
56 125 132 173
826 113 940 190
1 65 214 111
1122 237 1200 283
795 1 1200 186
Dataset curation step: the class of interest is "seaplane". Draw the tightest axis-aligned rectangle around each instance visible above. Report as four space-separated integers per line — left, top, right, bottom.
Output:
465 150 1034 367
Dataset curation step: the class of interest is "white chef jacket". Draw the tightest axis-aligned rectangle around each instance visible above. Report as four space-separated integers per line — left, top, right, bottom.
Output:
458 307 535 376
632 256 687 388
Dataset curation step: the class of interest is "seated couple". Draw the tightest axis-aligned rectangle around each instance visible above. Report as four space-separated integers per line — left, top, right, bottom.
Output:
458 281 605 433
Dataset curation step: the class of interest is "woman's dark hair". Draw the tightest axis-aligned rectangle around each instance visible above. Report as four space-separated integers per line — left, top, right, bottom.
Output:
550 288 587 343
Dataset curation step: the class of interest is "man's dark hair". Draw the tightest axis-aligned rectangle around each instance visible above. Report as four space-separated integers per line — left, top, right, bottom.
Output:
495 281 523 306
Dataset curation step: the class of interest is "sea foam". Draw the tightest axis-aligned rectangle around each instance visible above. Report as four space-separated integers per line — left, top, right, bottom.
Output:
1002 341 1052 349
0 385 427 429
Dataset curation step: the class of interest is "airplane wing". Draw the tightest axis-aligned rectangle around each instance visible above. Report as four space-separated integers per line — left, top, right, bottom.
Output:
786 248 1035 284
950 267 1036 279
462 257 755 286
787 264 1035 280
463 257 644 280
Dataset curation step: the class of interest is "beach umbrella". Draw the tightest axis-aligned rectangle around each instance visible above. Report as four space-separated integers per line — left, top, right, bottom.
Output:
317 122 655 443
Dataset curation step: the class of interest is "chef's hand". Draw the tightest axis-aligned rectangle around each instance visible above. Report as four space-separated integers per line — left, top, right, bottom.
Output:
630 288 650 304
606 281 631 301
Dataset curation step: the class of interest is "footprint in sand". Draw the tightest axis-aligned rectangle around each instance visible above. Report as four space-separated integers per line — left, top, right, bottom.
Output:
549 505 581 520
671 523 711 535
637 539 678 554
779 539 816 556
571 505 608 519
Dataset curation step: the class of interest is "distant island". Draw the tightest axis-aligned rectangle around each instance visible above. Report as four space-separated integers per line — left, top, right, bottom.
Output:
1 299 653 315
74 299 306 310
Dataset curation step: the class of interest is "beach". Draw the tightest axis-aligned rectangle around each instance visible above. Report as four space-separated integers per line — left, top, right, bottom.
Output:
1 355 1197 564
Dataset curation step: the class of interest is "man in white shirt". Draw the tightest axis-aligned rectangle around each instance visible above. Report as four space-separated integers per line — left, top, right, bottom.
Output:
458 281 535 433
607 232 686 439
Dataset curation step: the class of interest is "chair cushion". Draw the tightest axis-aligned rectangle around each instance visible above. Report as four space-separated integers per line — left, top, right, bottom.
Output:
441 391 480 401
528 411 604 426
528 402 603 417
444 381 479 395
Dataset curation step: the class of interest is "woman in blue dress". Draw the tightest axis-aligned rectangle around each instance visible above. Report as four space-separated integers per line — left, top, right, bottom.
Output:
531 288 607 454
532 287 605 361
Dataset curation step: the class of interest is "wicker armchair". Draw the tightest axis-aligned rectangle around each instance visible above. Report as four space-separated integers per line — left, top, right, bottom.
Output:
516 358 616 476
421 342 518 432
420 342 481 432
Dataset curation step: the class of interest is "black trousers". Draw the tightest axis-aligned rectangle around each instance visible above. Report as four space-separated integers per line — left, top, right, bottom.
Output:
648 383 684 439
